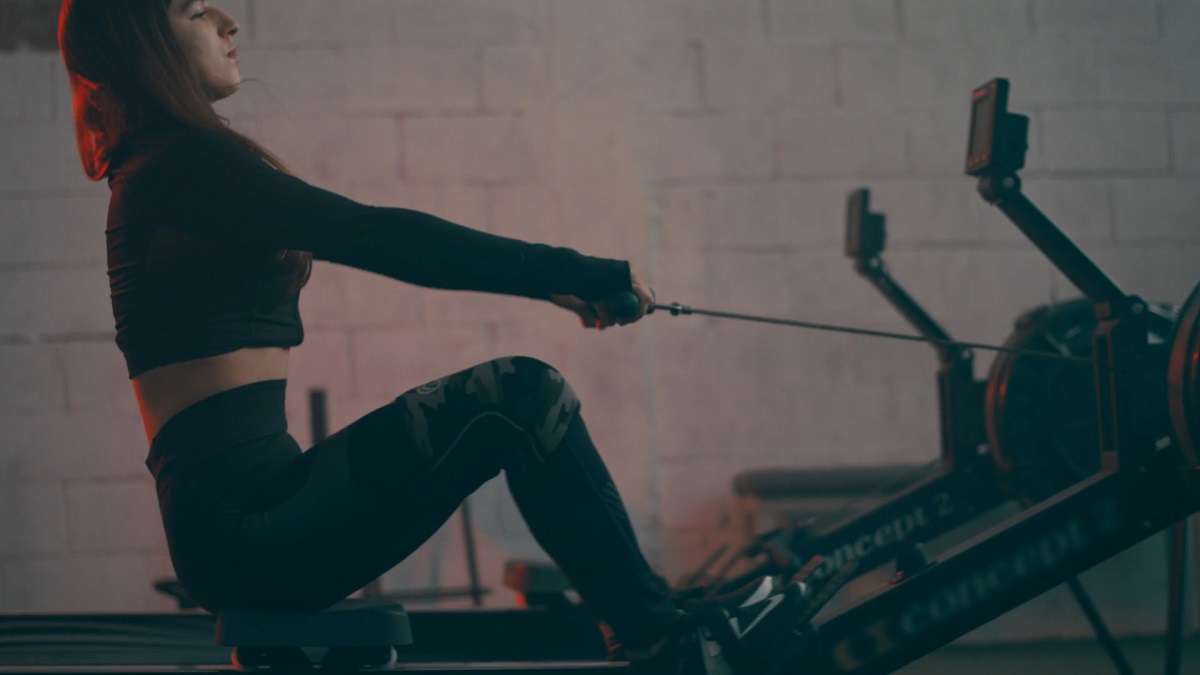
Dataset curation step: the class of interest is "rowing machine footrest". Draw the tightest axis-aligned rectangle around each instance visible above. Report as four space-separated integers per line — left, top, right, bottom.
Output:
215 598 411 670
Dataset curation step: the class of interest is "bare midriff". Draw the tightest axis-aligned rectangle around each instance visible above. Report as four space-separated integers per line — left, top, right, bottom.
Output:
132 346 289 445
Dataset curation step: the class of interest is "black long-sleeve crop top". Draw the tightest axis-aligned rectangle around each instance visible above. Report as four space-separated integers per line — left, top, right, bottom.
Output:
105 119 631 379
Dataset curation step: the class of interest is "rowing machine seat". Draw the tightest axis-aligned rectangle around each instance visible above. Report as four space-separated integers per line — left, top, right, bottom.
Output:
214 598 412 671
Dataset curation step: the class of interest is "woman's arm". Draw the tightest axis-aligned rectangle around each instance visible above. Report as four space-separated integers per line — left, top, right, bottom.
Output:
142 128 631 302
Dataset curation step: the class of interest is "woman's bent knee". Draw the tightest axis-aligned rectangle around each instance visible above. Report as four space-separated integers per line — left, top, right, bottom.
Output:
383 356 581 475
485 356 580 454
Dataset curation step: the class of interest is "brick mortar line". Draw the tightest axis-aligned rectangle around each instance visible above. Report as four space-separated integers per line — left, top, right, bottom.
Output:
657 239 1200 255
831 45 845 108
395 116 407 180
0 188 108 199
1166 103 1179 173
902 105 915 174
0 262 105 272
658 243 1200 258
246 0 256 43
471 47 486 114
199 102 1200 118
647 174 1200 190
1104 177 1119 243
767 110 780 179
352 109 529 120
639 168 1200 188
7 166 1181 200
0 550 161 565
244 40 544 52
12 105 1200 127
1031 103 1200 112
36 332 115 344
693 40 709 114
61 475 152 487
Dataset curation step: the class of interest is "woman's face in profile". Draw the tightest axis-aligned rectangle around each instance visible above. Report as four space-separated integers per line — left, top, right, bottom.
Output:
167 0 242 101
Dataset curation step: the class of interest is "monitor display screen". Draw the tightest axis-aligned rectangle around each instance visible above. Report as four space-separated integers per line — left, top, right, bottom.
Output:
968 94 995 166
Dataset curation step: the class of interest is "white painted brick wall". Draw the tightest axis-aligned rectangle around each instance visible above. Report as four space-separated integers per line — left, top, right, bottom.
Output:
1 0 1197 645
0 54 55 123
49 61 74 123
775 110 908 176
1173 111 1200 173
767 0 899 43
2 411 145 483
658 458 739 530
867 180 993 244
351 327 494 399
1 555 153 612
703 43 837 113
391 0 546 48
252 0 402 48
0 197 110 266
1086 244 1200 305
58 342 142 415
405 115 544 183
907 107 976 175
840 44 990 111
900 0 1032 43
1160 0 1200 37
1111 179 1200 243
655 181 851 253
0 345 66 412
1091 42 1200 105
0 486 68 555
1038 110 1171 171
630 46 702 113
342 47 481 115
65 482 163 553
1017 178 1117 246
0 124 91 191
630 0 763 43
1030 0 1159 37
215 50 354 119
482 47 547 112
0 269 114 335
644 114 773 181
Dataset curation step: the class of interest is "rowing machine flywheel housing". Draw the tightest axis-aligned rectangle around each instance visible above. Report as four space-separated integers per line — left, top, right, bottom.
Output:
1168 281 1200 466
986 298 1177 502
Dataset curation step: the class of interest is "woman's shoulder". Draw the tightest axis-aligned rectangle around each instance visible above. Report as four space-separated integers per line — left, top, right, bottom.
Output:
114 123 256 183
154 123 255 161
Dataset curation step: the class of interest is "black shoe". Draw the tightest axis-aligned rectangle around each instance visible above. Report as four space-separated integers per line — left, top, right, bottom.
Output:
629 581 812 675
608 575 782 662
698 575 791 612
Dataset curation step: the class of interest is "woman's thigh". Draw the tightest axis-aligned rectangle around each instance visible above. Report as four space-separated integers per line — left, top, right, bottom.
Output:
184 356 568 611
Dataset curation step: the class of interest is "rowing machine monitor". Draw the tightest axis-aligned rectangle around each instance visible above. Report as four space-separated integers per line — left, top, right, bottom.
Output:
845 188 885 261
965 78 1029 176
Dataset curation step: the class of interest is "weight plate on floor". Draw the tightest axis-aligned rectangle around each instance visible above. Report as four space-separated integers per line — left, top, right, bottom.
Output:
1168 281 1200 466
986 298 1177 502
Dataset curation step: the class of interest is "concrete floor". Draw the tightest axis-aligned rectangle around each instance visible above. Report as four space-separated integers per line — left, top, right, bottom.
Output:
897 634 1200 674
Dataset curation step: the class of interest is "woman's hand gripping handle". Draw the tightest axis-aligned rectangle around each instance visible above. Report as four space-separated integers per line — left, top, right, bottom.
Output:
551 263 655 330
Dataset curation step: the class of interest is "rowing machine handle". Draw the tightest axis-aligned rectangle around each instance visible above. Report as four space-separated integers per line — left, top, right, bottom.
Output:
607 291 641 320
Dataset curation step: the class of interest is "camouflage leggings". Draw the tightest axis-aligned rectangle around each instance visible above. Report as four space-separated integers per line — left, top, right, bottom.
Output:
147 356 678 649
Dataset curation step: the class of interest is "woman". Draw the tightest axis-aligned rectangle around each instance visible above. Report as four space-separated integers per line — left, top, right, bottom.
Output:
57 1 809 672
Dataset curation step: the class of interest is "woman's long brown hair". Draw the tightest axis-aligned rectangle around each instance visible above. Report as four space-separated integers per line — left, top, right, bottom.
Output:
58 0 312 292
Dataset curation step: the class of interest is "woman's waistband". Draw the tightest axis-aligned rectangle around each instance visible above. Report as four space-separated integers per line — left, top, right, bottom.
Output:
146 378 292 485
